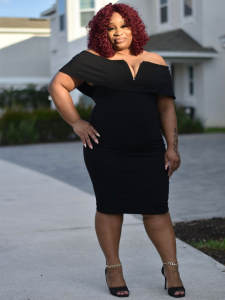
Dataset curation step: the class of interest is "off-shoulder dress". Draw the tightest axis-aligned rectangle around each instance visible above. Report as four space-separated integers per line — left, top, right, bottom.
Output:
59 50 176 214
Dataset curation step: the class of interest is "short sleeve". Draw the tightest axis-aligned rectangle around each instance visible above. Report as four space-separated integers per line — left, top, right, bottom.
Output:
59 53 89 80
158 68 176 100
58 53 96 99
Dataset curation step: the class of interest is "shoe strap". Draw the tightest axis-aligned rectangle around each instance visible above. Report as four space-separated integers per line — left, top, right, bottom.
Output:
163 262 179 266
168 286 185 294
109 285 129 292
106 261 122 268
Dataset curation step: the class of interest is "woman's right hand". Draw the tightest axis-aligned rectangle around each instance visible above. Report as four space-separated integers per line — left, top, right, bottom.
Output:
72 119 100 149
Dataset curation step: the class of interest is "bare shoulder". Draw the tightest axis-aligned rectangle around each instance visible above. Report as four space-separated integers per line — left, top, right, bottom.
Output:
143 51 167 66
84 49 100 56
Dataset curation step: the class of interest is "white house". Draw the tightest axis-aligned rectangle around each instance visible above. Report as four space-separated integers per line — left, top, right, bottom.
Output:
0 17 51 90
42 0 225 127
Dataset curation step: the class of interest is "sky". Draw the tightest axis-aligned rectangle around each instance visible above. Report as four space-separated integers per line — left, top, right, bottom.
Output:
0 0 56 18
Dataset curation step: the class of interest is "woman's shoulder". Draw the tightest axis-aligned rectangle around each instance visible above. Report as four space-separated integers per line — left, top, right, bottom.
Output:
143 51 168 67
70 49 97 65
83 49 100 56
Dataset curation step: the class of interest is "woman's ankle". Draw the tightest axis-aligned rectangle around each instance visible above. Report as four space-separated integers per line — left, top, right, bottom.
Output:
106 259 121 265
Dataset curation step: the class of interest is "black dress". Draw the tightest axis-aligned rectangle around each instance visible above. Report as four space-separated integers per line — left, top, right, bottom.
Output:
59 50 176 215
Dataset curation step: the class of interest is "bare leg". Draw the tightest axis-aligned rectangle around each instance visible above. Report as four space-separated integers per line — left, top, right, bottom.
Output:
95 211 129 296
142 212 185 296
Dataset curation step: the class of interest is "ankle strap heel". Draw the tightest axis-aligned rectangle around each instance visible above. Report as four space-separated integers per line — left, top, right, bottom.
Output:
161 262 185 298
105 261 129 297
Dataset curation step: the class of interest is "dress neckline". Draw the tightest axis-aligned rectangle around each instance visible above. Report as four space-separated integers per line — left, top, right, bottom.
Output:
82 50 169 81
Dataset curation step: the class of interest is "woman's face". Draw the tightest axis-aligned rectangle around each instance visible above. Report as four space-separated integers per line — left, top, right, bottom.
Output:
107 12 133 51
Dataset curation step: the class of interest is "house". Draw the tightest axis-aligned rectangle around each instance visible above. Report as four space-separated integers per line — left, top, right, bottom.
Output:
42 0 225 127
0 16 51 90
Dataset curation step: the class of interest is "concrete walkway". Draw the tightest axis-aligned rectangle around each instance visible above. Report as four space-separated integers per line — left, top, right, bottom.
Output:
1 156 225 299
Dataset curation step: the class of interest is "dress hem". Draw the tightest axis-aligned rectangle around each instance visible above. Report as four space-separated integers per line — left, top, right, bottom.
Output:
96 208 169 215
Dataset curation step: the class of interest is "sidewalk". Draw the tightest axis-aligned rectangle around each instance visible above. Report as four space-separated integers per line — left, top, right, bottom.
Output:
0 159 224 300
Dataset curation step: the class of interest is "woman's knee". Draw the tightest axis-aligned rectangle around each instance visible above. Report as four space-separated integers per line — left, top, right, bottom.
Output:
141 212 169 219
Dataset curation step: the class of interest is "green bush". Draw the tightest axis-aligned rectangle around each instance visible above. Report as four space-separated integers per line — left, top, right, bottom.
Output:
174 104 204 134
0 105 92 145
6 118 39 144
0 84 51 109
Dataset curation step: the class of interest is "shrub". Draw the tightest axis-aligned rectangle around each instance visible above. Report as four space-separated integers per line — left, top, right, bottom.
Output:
174 104 204 134
0 106 92 145
0 84 51 109
5 118 39 145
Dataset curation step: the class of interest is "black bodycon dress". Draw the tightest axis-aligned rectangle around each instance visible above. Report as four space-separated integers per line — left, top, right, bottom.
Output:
59 50 176 215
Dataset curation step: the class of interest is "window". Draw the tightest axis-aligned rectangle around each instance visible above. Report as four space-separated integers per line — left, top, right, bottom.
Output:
160 0 168 23
188 66 194 95
58 0 65 31
184 0 193 17
80 0 95 27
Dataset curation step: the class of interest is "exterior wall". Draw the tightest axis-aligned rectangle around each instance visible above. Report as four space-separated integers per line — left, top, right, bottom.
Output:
0 23 51 90
203 54 225 127
200 0 225 126
193 63 205 123
0 37 50 89
180 0 203 45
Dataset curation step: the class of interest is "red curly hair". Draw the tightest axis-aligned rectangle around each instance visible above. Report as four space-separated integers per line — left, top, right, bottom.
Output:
85 2 150 58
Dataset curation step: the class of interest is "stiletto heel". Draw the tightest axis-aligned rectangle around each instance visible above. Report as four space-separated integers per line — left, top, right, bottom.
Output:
105 261 129 297
161 262 185 298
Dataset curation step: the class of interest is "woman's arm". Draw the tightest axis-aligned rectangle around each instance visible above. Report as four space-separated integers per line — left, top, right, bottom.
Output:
156 95 181 179
48 72 100 149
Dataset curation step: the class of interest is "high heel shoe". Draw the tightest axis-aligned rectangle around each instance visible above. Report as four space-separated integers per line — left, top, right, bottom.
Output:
161 262 185 298
105 261 130 297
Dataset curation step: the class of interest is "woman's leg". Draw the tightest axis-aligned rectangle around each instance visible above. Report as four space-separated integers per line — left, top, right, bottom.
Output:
95 211 129 296
142 212 185 296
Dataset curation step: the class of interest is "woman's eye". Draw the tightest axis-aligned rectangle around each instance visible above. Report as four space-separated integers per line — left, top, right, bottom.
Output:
108 25 127 31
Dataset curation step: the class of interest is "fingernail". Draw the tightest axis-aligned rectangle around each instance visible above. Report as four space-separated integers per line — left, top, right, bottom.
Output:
84 144 86 148
95 140 99 144
90 145 93 149
96 133 100 137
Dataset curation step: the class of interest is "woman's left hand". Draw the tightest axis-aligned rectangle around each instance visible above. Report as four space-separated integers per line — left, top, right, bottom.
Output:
164 147 181 179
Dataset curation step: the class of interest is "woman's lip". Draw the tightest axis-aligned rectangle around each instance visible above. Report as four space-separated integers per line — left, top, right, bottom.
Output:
115 38 126 43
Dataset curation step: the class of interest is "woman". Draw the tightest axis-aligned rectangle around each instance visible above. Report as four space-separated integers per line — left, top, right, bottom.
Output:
48 3 185 298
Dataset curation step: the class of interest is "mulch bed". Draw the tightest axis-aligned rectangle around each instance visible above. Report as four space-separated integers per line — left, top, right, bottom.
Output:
173 217 225 265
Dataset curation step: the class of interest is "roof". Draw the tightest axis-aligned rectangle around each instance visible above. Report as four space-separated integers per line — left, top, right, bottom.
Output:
40 4 56 17
0 17 50 29
145 29 217 53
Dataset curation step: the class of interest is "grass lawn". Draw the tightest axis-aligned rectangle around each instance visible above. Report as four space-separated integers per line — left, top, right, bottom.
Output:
204 127 225 133
173 217 225 265
191 239 225 251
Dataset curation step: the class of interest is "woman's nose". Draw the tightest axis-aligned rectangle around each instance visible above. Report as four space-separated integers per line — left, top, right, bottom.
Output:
114 28 123 35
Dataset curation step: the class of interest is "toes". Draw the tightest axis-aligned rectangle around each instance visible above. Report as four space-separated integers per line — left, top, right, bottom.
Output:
117 290 129 295
174 291 184 296
117 291 124 295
